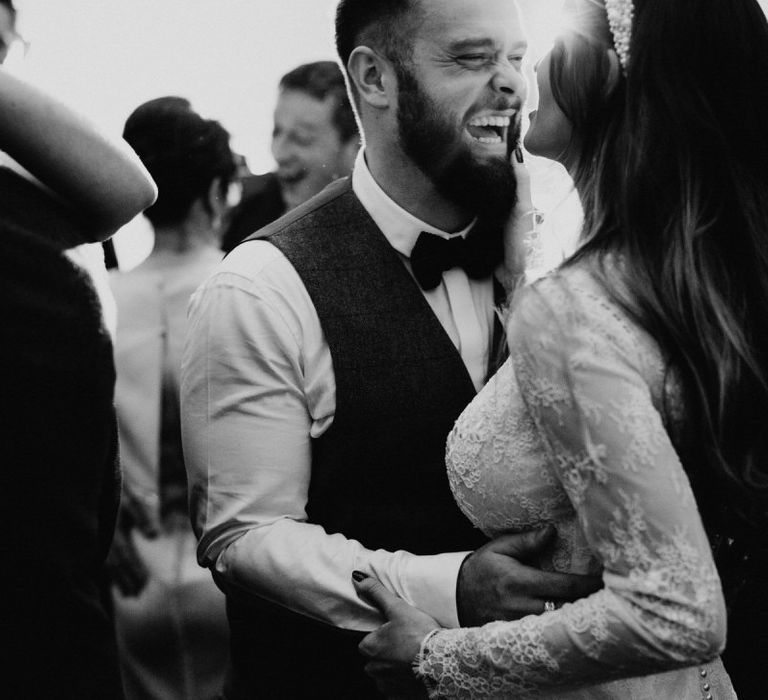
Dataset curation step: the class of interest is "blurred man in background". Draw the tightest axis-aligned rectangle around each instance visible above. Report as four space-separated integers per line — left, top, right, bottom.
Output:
220 60 359 252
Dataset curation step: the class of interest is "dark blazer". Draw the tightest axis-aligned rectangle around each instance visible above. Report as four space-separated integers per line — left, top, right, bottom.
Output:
220 172 286 253
0 168 124 699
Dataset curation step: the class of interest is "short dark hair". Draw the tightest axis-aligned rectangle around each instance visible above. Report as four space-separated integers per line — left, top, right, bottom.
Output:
278 60 357 143
335 0 422 74
123 97 237 227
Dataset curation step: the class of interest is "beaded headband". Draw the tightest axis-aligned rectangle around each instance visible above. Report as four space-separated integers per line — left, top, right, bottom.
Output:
604 0 634 74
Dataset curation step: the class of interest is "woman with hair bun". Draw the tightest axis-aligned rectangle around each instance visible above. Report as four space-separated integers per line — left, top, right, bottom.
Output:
107 96 236 700
354 0 768 697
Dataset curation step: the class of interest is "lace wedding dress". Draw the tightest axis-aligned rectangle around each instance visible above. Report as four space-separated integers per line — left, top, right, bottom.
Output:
418 262 736 699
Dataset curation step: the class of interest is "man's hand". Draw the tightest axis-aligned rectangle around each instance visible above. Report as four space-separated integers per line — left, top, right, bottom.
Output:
106 522 149 597
457 526 603 626
105 493 158 597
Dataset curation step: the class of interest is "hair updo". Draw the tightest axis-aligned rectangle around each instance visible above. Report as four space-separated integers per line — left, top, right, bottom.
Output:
123 96 237 227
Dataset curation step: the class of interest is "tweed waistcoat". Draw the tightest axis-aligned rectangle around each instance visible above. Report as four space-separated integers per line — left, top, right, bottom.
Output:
253 178 489 555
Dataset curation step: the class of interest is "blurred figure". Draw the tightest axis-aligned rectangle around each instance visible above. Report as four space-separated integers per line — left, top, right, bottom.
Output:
108 96 235 700
220 60 359 252
0 67 156 699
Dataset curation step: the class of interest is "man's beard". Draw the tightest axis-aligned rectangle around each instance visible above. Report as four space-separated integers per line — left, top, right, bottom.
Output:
396 65 519 224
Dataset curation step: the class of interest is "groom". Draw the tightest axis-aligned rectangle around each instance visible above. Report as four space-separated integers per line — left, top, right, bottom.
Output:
181 0 599 697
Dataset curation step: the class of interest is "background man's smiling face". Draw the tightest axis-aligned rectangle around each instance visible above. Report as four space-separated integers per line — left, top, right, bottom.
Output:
272 89 353 209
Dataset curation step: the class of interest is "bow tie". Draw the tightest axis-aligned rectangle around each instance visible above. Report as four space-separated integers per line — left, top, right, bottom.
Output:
409 220 504 291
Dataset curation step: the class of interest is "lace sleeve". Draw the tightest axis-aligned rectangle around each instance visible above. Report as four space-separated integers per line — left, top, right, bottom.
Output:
416 272 727 698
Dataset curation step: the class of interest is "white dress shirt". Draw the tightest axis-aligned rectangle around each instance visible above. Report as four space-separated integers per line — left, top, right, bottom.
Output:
181 150 497 631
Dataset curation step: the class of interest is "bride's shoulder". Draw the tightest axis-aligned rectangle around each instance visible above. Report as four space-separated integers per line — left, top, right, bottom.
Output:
510 256 642 351
516 258 610 320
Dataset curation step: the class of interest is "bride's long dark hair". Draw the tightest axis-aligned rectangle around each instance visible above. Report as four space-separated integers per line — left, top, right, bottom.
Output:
550 0 768 536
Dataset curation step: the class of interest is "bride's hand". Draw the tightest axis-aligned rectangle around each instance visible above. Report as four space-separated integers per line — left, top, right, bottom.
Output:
353 572 438 699
500 147 536 295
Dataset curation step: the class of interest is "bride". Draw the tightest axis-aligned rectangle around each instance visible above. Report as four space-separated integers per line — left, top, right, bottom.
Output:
353 0 768 697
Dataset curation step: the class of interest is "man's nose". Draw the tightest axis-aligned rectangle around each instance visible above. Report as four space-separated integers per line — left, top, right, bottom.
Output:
492 61 527 101
272 136 294 165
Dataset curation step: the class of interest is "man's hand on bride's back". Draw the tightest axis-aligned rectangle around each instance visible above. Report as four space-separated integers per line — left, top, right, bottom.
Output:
456 525 602 626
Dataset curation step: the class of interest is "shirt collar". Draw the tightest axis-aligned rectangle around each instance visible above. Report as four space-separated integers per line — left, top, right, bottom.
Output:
351 149 474 258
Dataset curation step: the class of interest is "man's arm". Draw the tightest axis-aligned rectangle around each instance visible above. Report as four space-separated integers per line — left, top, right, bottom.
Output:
180 242 467 631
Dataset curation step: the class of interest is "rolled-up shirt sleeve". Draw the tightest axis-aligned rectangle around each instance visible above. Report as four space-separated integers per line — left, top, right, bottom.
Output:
181 241 466 631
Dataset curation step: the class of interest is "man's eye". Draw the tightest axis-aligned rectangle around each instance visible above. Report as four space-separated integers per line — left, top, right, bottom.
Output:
458 54 488 65
292 134 315 147
508 55 525 65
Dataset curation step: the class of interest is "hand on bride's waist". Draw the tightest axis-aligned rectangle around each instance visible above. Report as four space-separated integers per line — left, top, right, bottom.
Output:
456 525 603 626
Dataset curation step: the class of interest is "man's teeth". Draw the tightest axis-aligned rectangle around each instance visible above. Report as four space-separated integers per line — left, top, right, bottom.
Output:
467 115 512 144
468 115 512 128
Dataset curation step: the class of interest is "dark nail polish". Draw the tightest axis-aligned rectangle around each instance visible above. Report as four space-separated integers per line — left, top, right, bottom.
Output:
514 147 524 163
352 570 368 583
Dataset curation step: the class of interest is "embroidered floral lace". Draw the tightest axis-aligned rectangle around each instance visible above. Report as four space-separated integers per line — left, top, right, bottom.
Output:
420 263 736 698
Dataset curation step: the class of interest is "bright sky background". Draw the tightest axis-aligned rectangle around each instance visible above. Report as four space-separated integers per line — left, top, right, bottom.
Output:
12 1 341 173
9 0 768 267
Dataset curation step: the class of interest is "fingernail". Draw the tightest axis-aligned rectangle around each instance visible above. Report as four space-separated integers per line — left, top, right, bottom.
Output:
352 570 368 583
515 147 524 163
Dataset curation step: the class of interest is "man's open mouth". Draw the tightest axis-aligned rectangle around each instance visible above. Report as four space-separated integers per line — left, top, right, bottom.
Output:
278 170 306 185
466 115 512 145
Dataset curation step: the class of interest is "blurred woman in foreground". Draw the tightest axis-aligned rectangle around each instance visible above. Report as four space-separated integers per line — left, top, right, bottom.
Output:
1 65 155 697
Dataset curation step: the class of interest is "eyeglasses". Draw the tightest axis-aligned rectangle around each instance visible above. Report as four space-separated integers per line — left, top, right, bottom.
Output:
0 30 30 65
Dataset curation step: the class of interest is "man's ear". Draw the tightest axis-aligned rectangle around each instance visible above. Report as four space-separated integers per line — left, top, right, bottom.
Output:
205 177 226 226
346 46 392 109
